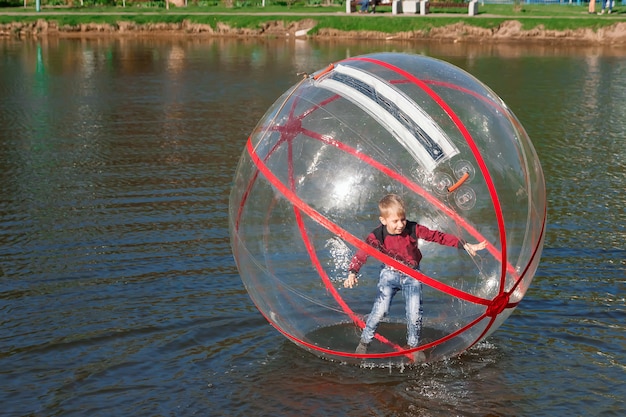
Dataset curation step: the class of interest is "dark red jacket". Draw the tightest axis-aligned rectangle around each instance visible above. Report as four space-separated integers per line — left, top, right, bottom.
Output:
348 221 464 273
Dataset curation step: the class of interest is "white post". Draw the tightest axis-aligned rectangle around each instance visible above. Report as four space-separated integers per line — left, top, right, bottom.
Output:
402 0 418 13
392 0 402 14
468 0 478 16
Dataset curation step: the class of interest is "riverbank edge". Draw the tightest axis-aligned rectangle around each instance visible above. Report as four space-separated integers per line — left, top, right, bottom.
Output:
2 13 626 44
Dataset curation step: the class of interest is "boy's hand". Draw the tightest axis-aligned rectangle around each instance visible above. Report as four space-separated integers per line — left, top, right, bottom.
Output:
344 272 358 288
464 240 488 256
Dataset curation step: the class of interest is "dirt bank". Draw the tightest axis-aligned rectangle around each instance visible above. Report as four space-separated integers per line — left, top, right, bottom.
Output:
2 17 626 44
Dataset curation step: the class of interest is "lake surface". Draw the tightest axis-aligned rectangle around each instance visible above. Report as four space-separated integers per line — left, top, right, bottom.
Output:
0 37 624 416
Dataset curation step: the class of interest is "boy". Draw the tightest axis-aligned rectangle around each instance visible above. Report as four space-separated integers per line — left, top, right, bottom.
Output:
343 194 487 359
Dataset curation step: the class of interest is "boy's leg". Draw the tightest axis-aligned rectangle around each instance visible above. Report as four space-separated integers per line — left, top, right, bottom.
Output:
403 276 423 348
358 268 400 347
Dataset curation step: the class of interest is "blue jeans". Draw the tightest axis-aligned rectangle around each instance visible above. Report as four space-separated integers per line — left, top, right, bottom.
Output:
360 266 423 347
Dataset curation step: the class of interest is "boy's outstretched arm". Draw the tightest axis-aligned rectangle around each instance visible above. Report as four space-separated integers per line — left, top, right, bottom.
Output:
344 272 358 288
463 240 488 256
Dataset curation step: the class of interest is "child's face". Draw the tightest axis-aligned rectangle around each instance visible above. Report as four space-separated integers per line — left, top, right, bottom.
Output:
380 210 407 235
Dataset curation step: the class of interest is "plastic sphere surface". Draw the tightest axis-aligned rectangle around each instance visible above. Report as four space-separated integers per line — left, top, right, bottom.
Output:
229 53 546 365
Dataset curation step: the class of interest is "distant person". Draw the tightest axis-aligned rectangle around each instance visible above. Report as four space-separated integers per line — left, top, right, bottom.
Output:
589 0 596 13
343 194 487 361
598 0 612 14
359 0 370 13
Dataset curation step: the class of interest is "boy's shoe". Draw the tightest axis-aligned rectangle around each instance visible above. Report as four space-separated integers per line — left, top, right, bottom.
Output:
355 342 368 354
404 345 426 363
412 351 426 363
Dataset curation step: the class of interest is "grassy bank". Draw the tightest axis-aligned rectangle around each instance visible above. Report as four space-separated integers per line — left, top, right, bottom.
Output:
1 3 625 35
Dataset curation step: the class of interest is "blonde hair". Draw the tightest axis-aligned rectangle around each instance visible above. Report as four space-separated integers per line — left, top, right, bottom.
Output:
378 194 406 218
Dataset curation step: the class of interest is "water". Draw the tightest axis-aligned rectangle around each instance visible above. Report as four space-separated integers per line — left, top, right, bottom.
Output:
0 37 624 416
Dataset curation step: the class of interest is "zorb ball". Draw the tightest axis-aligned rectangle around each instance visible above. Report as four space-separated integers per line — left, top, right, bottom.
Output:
229 53 546 365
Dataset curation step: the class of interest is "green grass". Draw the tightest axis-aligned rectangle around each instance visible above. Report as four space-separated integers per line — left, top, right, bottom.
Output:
303 15 509 33
1 3 625 33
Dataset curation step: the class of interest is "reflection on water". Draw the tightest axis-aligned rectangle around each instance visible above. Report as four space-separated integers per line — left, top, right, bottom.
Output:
0 37 624 416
